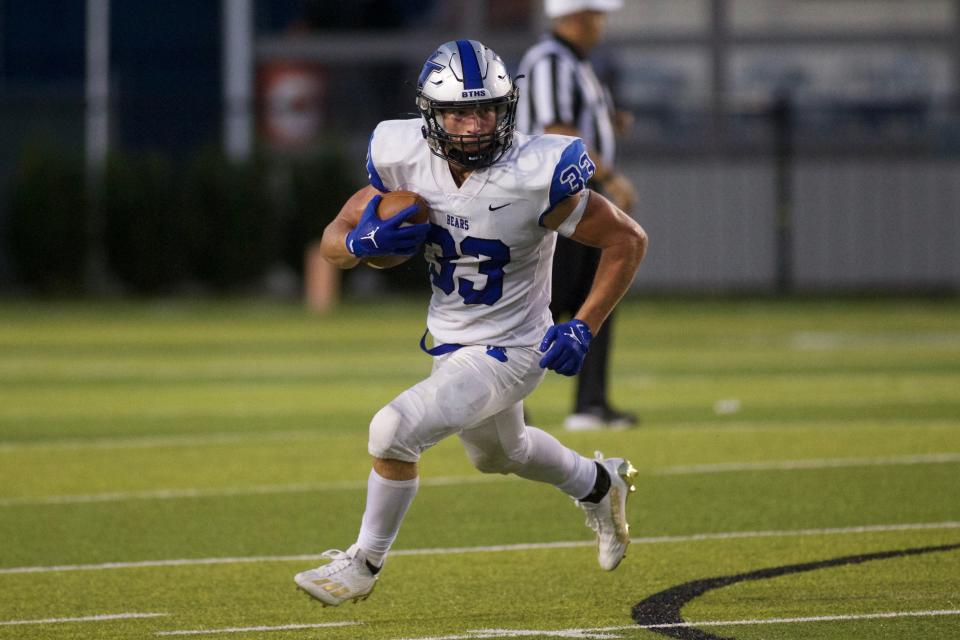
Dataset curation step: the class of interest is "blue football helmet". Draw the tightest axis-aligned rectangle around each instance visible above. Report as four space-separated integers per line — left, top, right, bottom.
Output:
416 40 519 170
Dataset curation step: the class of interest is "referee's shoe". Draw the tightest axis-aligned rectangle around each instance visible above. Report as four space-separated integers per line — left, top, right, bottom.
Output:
564 405 638 431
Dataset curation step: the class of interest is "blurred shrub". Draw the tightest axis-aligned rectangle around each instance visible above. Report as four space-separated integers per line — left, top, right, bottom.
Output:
4 145 88 294
181 148 279 292
284 150 432 294
103 152 192 294
4 143 362 295
284 150 359 275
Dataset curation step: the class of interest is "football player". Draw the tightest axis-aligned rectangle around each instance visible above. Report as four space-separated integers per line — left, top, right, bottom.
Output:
295 39 648 606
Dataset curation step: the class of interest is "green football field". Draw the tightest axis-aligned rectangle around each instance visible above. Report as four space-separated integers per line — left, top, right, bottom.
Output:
1 297 958 640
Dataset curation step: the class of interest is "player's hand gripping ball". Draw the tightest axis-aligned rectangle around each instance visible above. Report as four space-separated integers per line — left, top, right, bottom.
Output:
348 191 431 269
377 191 430 225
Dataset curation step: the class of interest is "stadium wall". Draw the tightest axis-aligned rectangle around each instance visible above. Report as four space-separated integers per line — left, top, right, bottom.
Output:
627 158 960 293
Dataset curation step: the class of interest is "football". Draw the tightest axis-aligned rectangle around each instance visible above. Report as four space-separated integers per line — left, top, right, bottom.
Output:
375 190 430 224
364 190 431 270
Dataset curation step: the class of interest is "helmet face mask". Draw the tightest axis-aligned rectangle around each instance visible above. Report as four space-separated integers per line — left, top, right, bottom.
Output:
416 40 519 170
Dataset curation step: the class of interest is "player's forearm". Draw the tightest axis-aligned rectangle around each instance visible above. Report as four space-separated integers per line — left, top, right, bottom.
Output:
574 229 647 334
320 221 361 269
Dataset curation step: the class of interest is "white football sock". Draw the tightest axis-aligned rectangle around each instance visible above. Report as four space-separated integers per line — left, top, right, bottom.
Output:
356 469 419 567
514 426 597 499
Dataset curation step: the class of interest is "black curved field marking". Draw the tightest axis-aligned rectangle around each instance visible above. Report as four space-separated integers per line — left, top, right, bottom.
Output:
632 542 960 640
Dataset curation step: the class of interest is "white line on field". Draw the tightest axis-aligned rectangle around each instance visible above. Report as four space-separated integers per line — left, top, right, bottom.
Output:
2 520 958 575
791 330 960 350
0 430 322 453
656 452 960 475
0 417 935 454
5 452 958 508
0 475 509 507
3 418 957 453
392 609 960 639
156 621 360 636
641 608 960 629
0 612 167 626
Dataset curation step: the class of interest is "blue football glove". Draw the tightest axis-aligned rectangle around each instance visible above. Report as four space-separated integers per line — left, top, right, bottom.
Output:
538 319 593 376
345 194 431 258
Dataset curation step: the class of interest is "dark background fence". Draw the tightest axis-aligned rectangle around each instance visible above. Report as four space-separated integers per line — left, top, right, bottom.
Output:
2 0 959 296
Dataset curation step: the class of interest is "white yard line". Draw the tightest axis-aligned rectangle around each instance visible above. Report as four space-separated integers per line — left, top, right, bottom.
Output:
4 419 956 453
5 608 958 637
156 621 359 636
0 612 167 626
0 430 321 453
639 608 960 629
2 520 957 576
391 609 960 639
0 475 509 507
791 330 960 350
656 452 960 475
4 452 958 508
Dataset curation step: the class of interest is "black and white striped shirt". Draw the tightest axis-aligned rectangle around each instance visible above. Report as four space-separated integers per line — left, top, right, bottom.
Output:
516 33 616 170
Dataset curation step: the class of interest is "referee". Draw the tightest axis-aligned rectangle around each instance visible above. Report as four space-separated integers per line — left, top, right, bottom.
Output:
517 0 638 431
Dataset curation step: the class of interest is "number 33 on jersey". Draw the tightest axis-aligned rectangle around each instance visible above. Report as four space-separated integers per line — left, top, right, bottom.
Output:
366 118 596 349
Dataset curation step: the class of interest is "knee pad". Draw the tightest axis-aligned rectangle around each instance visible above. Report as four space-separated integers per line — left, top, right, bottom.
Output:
463 427 531 475
367 404 419 462
467 452 520 475
466 449 519 475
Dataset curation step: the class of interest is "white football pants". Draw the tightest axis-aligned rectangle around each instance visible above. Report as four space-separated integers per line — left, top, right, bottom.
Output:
367 345 594 496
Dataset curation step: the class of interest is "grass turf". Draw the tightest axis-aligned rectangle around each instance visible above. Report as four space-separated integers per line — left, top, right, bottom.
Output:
0 297 958 639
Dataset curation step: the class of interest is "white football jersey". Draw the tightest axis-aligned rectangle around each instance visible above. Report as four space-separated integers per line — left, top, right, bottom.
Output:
366 118 595 348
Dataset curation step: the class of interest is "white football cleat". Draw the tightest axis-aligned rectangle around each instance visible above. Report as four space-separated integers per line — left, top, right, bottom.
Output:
578 452 638 571
294 544 378 606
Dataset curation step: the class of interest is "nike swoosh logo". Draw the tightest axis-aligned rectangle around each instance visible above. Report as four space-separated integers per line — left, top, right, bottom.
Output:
488 203 511 211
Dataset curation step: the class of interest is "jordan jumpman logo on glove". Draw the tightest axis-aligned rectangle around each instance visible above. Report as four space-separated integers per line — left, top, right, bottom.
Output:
538 319 593 376
346 195 430 258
